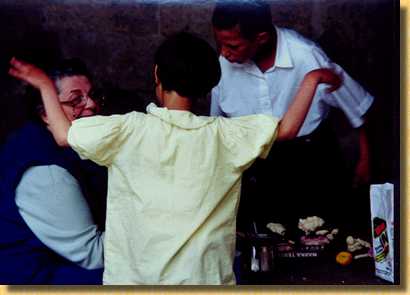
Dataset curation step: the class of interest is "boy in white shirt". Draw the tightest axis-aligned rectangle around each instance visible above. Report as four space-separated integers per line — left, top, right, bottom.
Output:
211 0 374 229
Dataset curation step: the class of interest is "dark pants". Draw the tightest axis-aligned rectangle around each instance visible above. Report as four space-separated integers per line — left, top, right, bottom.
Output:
237 121 350 235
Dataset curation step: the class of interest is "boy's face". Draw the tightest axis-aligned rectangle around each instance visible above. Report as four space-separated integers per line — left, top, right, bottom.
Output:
213 25 259 64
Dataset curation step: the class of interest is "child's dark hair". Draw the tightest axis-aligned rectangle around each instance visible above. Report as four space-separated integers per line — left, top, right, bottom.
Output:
154 32 221 102
212 0 273 40
27 58 92 122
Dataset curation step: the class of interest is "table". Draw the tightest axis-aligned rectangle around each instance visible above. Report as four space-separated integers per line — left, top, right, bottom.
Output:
241 257 387 285
234 233 392 285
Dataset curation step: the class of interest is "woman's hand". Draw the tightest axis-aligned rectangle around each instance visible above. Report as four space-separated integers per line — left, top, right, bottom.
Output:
8 57 53 90
9 57 70 146
307 68 342 93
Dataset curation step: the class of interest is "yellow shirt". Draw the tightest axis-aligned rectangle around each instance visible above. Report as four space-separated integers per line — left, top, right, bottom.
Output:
68 103 278 285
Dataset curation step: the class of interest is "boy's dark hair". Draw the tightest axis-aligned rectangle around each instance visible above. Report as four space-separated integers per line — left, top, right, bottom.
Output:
27 58 92 122
212 0 273 40
154 32 221 102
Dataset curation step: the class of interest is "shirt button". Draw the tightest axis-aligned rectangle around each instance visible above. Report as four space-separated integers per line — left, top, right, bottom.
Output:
262 101 271 108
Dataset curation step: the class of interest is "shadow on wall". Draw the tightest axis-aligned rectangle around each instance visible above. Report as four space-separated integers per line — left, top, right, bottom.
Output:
0 28 62 145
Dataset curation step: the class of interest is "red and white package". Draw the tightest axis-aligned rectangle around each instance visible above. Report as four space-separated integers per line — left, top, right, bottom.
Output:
370 183 395 283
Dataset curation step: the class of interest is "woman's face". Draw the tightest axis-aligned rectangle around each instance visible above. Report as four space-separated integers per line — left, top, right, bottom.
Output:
54 75 100 122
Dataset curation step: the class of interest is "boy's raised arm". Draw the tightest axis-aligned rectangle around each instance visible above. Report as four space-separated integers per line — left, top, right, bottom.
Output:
9 57 71 146
276 69 341 141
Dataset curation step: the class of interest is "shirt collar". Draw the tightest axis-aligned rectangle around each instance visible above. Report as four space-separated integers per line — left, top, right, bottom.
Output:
272 26 293 69
146 103 216 130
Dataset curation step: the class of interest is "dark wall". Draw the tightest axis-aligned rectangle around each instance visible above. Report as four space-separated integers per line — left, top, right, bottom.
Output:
0 0 399 184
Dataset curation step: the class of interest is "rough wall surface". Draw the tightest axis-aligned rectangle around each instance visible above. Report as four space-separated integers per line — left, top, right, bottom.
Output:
0 0 399 183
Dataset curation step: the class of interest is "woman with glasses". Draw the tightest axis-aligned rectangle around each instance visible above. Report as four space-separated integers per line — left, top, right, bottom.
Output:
0 58 106 284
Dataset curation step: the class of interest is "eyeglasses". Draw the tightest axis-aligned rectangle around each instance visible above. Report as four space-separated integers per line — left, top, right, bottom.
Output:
60 88 105 108
60 88 105 117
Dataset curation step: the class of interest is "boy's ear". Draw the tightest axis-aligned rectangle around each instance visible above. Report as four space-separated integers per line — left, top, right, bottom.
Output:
255 32 270 46
154 65 159 85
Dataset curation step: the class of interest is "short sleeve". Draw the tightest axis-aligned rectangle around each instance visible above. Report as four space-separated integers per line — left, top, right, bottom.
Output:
218 114 279 170
210 84 224 117
310 46 374 128
68 112 144 166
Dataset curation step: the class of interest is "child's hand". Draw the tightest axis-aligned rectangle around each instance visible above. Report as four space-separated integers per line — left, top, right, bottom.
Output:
307 68 342 93
8 57 53 90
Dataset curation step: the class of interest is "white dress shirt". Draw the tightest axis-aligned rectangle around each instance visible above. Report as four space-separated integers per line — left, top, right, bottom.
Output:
211 26 374 136
15 165 104 270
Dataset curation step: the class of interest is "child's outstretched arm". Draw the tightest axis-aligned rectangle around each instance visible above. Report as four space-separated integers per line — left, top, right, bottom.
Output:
276 69 341 141
9 57 71 146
